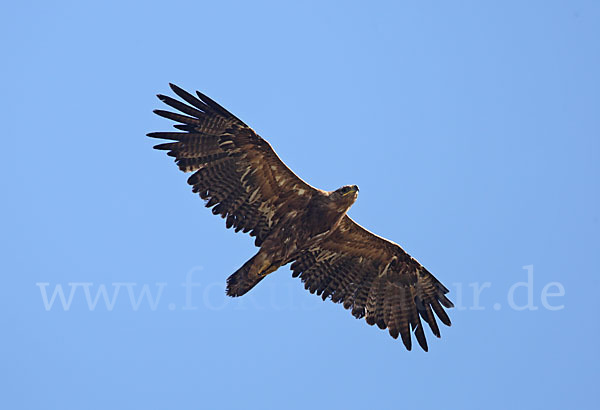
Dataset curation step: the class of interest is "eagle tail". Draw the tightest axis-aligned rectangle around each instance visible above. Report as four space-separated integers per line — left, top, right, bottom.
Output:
226 255 266 297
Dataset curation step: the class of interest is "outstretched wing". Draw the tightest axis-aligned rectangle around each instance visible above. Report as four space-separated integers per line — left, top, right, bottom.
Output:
290 216 453 351
148 84 316 246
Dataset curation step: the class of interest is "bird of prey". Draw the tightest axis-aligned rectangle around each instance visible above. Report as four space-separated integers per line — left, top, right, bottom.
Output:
148 84 453 351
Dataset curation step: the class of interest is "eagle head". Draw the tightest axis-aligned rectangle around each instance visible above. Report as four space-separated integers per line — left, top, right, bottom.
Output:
330 184 359 212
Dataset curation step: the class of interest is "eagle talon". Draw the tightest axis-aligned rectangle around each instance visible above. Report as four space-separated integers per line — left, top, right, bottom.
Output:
258 263 278 277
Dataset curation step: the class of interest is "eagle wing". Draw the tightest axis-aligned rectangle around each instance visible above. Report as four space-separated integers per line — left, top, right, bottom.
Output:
148 84 316 246
291 215 453 351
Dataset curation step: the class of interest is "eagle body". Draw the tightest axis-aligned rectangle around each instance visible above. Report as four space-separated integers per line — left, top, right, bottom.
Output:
227 186 359 297
149 84 454 351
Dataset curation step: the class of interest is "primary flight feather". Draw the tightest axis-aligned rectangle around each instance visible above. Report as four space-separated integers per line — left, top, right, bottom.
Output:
148 84 453 351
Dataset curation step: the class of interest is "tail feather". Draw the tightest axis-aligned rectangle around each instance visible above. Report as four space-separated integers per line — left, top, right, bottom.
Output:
226 255 265 297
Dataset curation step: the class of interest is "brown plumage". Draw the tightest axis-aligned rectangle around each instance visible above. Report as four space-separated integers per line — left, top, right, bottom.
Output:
148 84 453 351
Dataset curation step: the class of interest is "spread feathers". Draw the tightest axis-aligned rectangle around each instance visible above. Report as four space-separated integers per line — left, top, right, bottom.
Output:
149 84 453 351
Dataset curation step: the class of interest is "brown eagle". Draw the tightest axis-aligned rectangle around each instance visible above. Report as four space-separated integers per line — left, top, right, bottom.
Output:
148 84 453 351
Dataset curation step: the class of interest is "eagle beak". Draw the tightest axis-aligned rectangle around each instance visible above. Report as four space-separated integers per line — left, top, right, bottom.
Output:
343 185 359 196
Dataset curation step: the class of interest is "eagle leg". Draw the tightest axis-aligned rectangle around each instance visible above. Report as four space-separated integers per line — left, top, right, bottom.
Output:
258 261 279 277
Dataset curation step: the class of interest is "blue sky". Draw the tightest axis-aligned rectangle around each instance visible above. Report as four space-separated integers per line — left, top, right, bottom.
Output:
1 1 599 409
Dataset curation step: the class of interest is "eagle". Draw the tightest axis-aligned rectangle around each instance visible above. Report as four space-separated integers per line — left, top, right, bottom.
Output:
148 84 453 351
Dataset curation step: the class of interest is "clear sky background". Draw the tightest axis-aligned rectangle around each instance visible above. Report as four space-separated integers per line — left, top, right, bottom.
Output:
1 1 599 409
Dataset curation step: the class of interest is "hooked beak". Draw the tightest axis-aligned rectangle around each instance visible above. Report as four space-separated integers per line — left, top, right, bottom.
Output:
343 185 360 196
